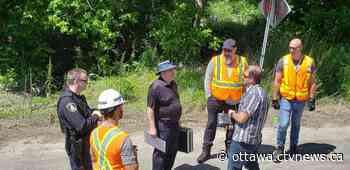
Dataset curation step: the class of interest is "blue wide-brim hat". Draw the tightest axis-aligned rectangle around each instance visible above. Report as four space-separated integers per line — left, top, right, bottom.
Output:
156 60 176 75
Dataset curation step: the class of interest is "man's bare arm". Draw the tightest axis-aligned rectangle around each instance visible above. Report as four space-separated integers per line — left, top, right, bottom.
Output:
147 107 157 136
273 71 282 100
309 72 317 99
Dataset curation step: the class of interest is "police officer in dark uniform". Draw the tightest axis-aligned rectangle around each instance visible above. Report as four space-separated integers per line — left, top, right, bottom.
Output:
147 60 182 170
57 68 102 170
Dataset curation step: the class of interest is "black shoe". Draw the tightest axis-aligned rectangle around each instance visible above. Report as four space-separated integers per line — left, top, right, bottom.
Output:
273 145 284 163
197 147 211 164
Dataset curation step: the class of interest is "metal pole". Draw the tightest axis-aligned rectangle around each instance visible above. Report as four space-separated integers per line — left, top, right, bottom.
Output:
259 0 275 69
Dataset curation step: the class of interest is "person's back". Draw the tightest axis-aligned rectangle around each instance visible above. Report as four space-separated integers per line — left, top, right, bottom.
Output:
90 89 138 170
90 125 129 170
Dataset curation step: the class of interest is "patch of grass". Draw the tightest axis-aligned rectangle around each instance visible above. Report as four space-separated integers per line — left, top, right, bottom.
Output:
3 61 349 120
176 67 206 110
0 93 59 119
0 68 209 120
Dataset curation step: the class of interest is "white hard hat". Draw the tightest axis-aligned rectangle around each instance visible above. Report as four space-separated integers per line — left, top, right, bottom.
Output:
98 89 125 110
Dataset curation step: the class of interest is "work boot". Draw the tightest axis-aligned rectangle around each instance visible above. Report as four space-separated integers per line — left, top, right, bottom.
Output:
197 145 212 164
273 145 284 163
289 144 298 155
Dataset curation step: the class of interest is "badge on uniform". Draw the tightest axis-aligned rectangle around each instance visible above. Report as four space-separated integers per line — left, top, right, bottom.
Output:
66 103 78 112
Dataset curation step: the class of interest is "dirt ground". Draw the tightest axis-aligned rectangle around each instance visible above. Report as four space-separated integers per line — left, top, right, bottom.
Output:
0 98 349 170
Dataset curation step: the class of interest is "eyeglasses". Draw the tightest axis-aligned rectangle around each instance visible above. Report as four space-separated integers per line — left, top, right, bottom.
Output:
79 79 88 83
289 46 300 51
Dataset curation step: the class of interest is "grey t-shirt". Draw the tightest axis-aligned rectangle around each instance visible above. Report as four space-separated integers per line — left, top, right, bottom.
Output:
120 136 137 165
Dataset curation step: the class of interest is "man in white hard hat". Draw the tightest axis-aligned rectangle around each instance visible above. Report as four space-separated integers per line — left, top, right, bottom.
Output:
90 89 138 170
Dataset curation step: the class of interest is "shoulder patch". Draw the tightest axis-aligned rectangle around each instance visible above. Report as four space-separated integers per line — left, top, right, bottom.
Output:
65 103 78 112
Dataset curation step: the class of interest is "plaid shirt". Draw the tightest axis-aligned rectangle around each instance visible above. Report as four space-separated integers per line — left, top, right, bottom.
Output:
232 84 269 145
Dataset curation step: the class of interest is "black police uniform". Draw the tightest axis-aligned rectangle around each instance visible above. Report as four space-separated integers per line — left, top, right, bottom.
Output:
147 77 182 170
57 88 99 170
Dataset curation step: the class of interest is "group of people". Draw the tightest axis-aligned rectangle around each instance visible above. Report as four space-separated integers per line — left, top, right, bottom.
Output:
57 37 316 170
197 38 316 170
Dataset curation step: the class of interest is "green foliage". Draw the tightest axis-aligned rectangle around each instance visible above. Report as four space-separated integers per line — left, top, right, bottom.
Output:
176 67 206 108
47 0 119 74
317 44 350 98
283 0 349 43
139 47 159 67
151 1 216 64
1 0 350 100
0 68 17 90
207 0 260 25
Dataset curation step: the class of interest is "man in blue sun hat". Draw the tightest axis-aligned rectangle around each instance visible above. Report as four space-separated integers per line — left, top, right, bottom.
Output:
146 60 182 170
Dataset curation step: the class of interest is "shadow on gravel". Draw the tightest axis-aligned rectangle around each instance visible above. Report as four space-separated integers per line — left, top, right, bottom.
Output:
255 143 336 155
297 143 336 155
257 144 275 154
175 163 220 170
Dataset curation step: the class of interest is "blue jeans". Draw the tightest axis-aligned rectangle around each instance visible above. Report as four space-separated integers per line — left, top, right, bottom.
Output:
276 98 305 147
228 141 260 170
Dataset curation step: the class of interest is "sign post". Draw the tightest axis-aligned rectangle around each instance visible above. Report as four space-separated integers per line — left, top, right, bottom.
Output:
258 0 291 68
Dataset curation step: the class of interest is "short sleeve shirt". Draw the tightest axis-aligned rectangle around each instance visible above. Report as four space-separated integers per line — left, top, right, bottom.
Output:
147 77 181 122
232 85 269 144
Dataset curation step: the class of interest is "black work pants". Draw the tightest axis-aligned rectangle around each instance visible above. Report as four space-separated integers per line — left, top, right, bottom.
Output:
202 96 238 149
153 120 180 170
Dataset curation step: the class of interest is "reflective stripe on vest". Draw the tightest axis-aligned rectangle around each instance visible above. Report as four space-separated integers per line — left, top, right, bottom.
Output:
211 54 246 101
280 54 313 101
93 127 124 170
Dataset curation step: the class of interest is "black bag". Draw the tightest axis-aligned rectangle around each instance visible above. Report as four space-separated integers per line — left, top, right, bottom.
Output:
178 127 193 153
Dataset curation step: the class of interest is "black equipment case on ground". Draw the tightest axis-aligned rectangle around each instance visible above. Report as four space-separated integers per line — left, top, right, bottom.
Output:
178 127 193 153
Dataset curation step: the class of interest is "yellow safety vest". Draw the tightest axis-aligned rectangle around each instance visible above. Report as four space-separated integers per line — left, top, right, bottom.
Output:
280 54 314 101
211 54 248 102
90 126 128 170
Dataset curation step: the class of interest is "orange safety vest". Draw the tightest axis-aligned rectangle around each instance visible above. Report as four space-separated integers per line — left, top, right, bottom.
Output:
90 125 128 170
280 54 314 101
211 54 248 102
